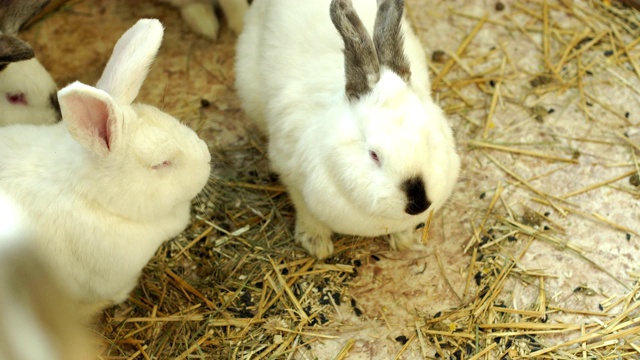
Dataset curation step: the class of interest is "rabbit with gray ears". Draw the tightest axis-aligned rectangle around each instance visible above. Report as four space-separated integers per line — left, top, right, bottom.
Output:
160 0 248 40
0 193 91 360
0 0 61 126
0 19 211 313
236 0 460 259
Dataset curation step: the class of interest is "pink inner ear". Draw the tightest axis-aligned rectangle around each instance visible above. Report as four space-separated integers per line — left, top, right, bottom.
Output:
6 93 27 105
72 94 112 151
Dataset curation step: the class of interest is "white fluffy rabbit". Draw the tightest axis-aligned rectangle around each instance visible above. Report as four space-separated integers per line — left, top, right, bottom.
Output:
0 0 61 126
160 0 248 40
0 19 212 313
236 0 460 259
0 193 91 360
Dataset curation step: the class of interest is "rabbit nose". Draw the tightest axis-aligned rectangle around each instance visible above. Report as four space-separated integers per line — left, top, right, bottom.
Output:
402 176 431 215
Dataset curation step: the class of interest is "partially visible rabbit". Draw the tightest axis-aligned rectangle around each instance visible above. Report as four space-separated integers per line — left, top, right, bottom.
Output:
0 0 61 126
0 193 91 360
0 19 212 314
160 0 249 40
235 0 460 259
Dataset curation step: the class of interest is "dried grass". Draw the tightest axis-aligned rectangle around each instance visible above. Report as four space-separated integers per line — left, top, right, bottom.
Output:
90 0 640 359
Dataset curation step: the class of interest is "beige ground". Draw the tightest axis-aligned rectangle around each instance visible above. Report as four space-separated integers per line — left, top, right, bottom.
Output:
21 0 640 359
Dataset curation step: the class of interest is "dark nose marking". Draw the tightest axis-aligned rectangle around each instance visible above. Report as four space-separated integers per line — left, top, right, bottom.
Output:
402 176 430 215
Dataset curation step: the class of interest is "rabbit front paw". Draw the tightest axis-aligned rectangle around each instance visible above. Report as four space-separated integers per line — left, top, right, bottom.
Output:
388 229 426 252
295 218 333 260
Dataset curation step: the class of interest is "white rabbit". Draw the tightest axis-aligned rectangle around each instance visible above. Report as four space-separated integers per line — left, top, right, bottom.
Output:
0 193 91 360
235 0 460 259
0 19 212 313
160 0 249 40
0 0 61 126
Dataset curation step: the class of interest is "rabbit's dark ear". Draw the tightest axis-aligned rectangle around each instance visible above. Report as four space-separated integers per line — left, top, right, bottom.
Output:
330 0 380 100
0 0 51 34
373 0 411 82
0 35 34 70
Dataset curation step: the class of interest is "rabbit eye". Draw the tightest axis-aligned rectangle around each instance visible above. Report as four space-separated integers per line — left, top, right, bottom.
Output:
369 150 380 165
152 160 172 170
6 93 27 105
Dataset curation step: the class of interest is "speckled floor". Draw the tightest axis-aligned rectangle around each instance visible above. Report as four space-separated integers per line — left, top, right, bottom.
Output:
21 0 640 359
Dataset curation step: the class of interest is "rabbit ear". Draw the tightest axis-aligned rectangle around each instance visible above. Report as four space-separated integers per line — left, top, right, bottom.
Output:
95 19 164 105
0 0 49 35
58 81 121 156
0 0 51 34
0 35 34 69
330 0 380 100
373 0 411 82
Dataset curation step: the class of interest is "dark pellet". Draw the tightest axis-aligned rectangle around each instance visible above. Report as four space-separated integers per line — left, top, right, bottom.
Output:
474 271 484 286
395 335 408 344
371 254 381 261
454 349 462 360
479 192 486 199
319 295 330 305
331 292 341 306
466 343 474 354
495 1 505 11
200 98 210 108
604 50 614 56
432 50 446 63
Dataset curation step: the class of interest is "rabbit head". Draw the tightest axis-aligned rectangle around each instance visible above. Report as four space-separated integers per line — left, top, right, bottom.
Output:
327 0 459 221
58 19 211 221
0 0 61 126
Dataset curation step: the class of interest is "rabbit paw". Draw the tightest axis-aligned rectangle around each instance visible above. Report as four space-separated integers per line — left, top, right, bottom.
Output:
388 229 427 252
218 0 248 35
179 2 219 40
295 218 333 260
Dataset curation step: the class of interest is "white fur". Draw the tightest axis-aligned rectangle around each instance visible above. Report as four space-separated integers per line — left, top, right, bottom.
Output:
0 19 211 311
236 0 460 259
0 191 25 242
0 194 89 360
161 0 248 40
